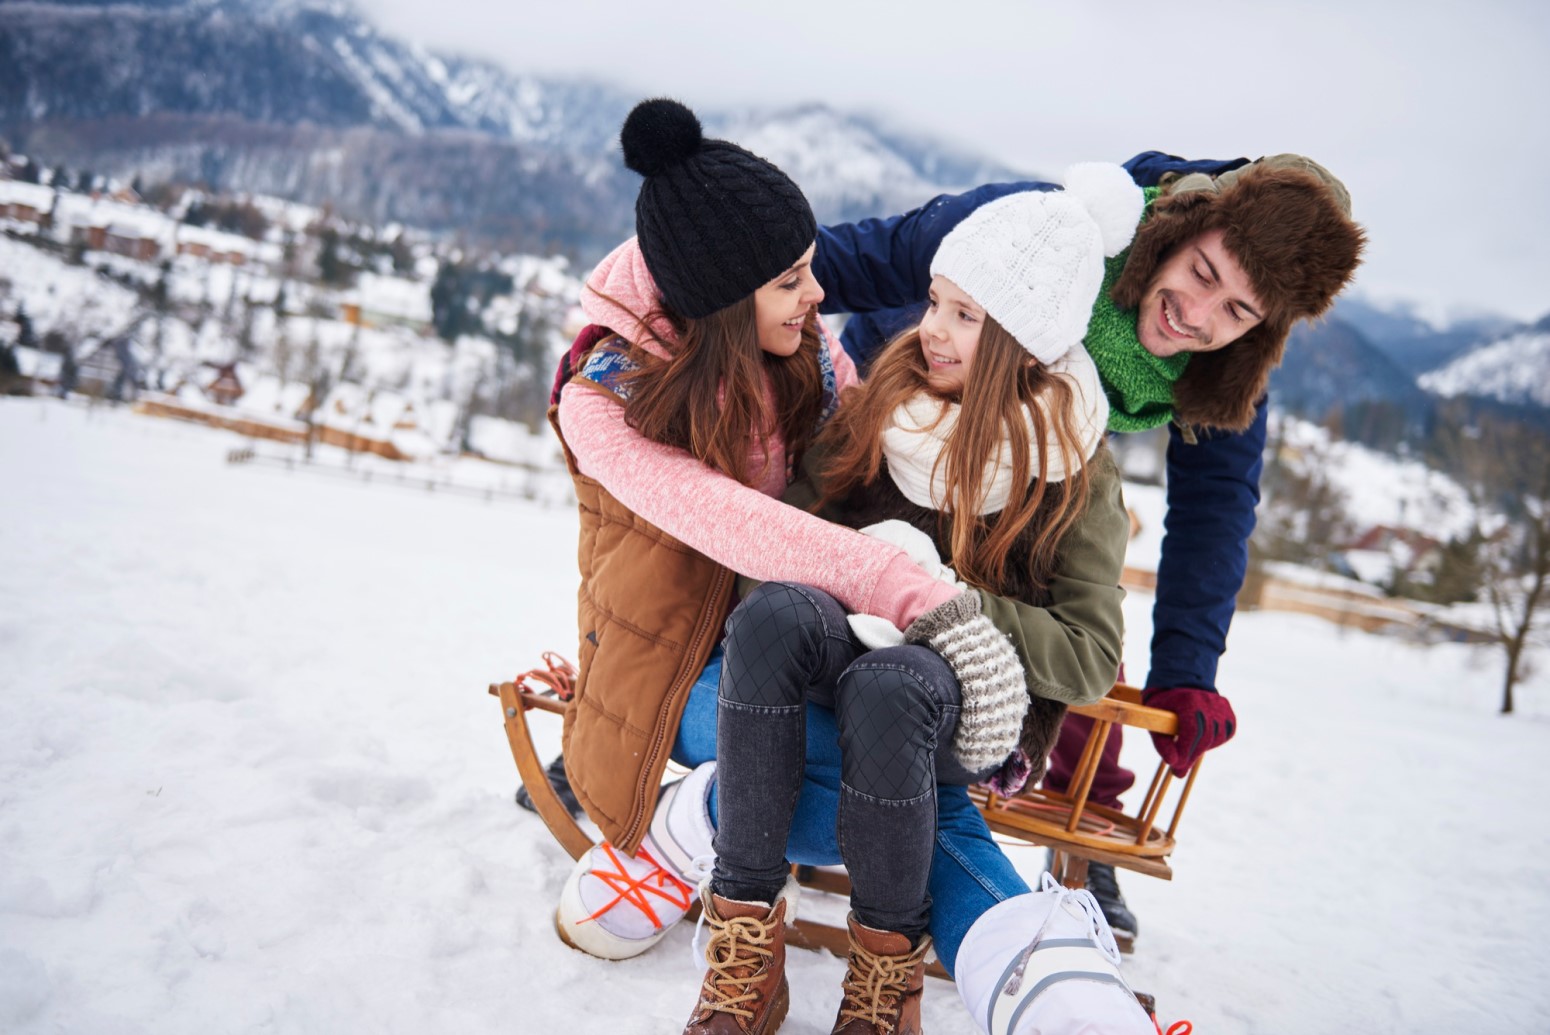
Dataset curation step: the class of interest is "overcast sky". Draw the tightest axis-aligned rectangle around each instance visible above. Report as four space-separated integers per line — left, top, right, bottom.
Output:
360 0 1550 324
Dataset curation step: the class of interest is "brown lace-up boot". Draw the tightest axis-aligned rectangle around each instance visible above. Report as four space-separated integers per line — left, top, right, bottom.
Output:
830 915 931 1035
683 885 791 1035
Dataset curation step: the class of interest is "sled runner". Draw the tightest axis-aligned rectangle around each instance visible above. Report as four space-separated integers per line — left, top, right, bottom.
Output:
490 658 1200 964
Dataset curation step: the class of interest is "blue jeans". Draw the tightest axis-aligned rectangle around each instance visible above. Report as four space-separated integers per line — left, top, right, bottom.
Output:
712 582 979 939
672 644 1030 976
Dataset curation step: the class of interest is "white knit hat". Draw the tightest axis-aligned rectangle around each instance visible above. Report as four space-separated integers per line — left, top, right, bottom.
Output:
929 162 1144 364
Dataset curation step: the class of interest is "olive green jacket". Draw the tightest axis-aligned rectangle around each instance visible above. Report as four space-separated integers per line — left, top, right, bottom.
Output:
767 443 1128 773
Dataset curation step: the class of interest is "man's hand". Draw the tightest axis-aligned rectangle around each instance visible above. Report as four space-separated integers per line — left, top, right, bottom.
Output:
1141 687 1236 777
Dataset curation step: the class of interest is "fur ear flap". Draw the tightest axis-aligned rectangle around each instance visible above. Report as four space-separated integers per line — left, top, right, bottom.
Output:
1109 188 1216 311
1171 319 1289 431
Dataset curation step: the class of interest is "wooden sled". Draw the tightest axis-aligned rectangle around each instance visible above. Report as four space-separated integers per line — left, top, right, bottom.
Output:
491 660 1200 975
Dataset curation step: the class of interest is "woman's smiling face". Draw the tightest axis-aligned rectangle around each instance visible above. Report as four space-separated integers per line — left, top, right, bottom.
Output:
752 243 824 357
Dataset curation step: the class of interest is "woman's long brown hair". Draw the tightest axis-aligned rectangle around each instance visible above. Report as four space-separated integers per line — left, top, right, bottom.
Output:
816 318 1093 594
599 292 825 486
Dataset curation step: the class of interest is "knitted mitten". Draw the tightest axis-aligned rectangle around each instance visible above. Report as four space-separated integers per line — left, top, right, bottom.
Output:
1142 686 1237 777
904 591 1028 774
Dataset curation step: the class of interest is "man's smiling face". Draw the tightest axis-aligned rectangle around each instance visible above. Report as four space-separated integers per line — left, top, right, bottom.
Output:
1136 228 1266 358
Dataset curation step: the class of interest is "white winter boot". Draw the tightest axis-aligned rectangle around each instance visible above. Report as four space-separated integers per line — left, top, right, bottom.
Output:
555 761 717 960
954 873 1153 1034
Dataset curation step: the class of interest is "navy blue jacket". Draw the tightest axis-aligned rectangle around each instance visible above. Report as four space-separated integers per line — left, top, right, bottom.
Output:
811 152 1261 692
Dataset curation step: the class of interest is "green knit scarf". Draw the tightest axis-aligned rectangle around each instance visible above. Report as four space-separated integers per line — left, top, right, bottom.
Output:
1083 187 1189 432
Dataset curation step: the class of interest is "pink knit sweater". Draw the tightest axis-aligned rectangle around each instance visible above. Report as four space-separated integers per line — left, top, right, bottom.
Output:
557 238 958 630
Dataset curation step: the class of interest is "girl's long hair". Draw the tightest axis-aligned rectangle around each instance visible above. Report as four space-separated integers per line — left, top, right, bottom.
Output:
601 293 825 486
816 317 1093 593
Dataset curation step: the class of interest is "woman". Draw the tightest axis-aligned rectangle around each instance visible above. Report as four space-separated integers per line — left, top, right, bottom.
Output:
548 95 981 963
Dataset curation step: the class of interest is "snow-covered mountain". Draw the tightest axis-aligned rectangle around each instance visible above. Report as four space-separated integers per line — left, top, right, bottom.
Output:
712 105 1016 223
0 0 1027 254
1273 315 1432 422
1418 315 1550 408
1333 296 1515 377
0 0 622 142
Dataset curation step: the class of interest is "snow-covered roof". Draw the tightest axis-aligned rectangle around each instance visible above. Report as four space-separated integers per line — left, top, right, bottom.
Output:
176 224 281 263
0 180 56 212
352 272 432 325
52 195 176 243
466 415 556 466
245 193 323 234
235 374 313 420
315 382 370 430
11 345 63 381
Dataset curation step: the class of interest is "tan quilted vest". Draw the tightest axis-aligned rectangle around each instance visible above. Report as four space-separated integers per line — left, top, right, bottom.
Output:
549 403 735 853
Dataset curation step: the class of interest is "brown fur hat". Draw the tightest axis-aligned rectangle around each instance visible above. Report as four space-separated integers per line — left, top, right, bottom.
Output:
1111 160 1367 431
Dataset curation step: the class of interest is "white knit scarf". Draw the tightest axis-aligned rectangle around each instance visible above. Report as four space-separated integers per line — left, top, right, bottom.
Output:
881 345 1110 515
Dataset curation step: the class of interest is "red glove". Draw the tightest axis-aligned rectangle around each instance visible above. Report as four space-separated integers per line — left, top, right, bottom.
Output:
1142 687 1236 777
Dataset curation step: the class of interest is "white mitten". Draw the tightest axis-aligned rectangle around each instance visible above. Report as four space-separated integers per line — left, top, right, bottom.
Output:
846 521 968 648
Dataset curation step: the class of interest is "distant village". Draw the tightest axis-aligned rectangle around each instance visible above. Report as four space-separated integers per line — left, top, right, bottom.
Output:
0 148 1531 659
0 148 583 467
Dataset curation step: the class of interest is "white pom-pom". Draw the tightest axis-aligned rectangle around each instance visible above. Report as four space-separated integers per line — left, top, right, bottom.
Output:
1062 163 1145 257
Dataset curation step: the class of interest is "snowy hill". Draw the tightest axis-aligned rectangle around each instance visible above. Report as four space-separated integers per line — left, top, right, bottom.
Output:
1418 315 1550 408
2 398 1547 1033
0 0 1027 252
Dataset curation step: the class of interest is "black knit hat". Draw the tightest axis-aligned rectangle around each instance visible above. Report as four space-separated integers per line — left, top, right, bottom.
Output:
621 98 817 320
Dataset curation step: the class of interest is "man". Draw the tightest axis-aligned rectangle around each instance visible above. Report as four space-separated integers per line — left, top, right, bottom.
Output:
811 151 1365 943
528 151 1365 970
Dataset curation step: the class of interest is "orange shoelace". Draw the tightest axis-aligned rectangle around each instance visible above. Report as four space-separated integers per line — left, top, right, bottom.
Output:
576 843 694 930
1153 1018 1193 1035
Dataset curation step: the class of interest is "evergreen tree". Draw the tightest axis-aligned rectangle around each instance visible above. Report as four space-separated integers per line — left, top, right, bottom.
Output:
149 263 170 314
390 236 414 275
430 263 474 343
318 228 347 285
16 305 36 349
0 341 19 385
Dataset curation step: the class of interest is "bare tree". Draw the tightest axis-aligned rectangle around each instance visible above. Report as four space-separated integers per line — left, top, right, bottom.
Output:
1480 497 1550 714
1436 410 1550 713
273 318 296 388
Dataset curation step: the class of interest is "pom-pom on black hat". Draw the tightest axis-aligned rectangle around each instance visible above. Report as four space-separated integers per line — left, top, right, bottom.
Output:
621 98 817 320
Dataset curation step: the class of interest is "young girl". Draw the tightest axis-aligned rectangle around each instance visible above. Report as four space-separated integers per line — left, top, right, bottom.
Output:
689 171 1144 1035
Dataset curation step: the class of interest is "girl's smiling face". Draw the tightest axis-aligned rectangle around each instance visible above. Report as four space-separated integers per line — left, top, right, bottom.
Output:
752 243 824 356
919 274 985 393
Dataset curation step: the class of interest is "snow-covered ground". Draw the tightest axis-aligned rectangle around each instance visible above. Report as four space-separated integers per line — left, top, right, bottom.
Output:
3 399 1548 1034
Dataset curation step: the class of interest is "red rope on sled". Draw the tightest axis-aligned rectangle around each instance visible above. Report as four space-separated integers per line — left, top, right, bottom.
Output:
515 651 578 701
